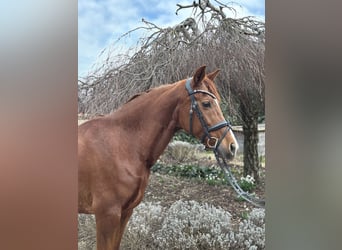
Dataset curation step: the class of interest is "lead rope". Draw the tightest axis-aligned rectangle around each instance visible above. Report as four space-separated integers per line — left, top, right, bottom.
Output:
185 78 265 208
213 149 266 208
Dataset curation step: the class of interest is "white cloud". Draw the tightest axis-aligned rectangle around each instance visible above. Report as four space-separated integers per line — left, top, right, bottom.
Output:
78 0 265 76
78 0 140 75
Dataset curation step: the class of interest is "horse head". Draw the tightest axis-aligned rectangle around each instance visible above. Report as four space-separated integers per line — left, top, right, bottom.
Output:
178 65 239 160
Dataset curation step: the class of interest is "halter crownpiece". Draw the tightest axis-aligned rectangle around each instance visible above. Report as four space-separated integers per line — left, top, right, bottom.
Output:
185 77 265 207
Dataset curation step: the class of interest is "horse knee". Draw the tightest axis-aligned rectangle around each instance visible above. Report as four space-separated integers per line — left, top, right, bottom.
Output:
96 208 121 228
95 209 122 250
120 209 133 230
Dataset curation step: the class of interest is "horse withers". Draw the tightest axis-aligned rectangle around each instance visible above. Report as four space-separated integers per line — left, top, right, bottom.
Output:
78 65 238 249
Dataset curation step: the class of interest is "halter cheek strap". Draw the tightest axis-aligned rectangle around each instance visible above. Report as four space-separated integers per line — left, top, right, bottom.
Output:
185 78 231 150
186 78 265 207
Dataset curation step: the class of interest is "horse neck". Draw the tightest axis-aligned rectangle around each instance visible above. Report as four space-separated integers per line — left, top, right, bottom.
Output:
113 82 185 166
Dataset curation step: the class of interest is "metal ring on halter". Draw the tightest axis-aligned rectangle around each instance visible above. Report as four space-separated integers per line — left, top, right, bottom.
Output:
185 77 265 208
206 137 219 149
185 78 231 151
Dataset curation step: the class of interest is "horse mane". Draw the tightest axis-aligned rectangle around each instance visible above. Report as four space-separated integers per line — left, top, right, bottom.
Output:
125 89 152 104
124 83 177 105
125 77 221 105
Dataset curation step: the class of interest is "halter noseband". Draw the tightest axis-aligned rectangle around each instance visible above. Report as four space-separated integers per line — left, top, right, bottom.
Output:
185 78 231 150
185 78 265 207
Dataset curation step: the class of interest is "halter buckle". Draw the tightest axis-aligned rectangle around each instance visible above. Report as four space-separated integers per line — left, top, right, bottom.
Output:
207 137 219 149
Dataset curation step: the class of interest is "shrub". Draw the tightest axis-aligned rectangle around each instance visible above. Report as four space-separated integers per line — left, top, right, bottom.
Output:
150 200 232 249
123 200 265 249
173 130 200 144
121 202 165 250
235 208 265 249
238 175 256 192
78 214 96 250
78 201 265 249
162 140 202 164
151 163 227 185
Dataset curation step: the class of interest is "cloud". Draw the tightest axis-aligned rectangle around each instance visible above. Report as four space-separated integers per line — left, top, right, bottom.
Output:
78 0 265 76
78 0 145 75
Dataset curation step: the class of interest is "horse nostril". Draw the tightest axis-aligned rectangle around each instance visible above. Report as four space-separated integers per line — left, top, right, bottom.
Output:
230 143 236 155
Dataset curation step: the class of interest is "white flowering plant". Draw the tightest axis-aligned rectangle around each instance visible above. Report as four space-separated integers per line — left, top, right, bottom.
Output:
79 200 265 250
238 175 256 192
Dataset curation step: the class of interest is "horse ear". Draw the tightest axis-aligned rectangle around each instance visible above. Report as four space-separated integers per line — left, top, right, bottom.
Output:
207 69 220 81
192 65 206 87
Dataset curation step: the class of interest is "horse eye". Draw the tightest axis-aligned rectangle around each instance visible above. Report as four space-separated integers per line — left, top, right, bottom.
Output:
202 101 211 108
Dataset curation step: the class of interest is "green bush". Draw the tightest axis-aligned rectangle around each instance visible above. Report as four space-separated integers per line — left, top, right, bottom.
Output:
152 163 227 186
238 175 256 192
172 130 200 144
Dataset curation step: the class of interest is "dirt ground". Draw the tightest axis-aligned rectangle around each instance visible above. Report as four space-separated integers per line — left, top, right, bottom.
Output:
143 166 265 228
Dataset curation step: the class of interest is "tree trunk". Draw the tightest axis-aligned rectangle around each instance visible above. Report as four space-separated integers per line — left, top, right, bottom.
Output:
242 118 260 184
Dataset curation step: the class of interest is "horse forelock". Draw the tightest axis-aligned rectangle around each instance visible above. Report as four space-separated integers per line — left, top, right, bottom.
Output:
203 77 221 102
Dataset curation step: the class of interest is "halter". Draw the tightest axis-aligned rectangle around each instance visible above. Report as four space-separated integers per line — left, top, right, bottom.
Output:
185 78 231 150
185 77 265 208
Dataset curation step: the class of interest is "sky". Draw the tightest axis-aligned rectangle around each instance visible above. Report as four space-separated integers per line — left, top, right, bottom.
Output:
78 0 265 77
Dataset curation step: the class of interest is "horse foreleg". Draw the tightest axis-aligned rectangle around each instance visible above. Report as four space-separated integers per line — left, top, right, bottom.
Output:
95 209 122 250
117 209 134 244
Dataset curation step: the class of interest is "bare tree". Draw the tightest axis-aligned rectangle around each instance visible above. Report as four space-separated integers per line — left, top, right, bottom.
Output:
78 0 265 182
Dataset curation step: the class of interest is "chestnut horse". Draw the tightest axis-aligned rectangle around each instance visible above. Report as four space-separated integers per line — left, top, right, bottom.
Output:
78 66 238 249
